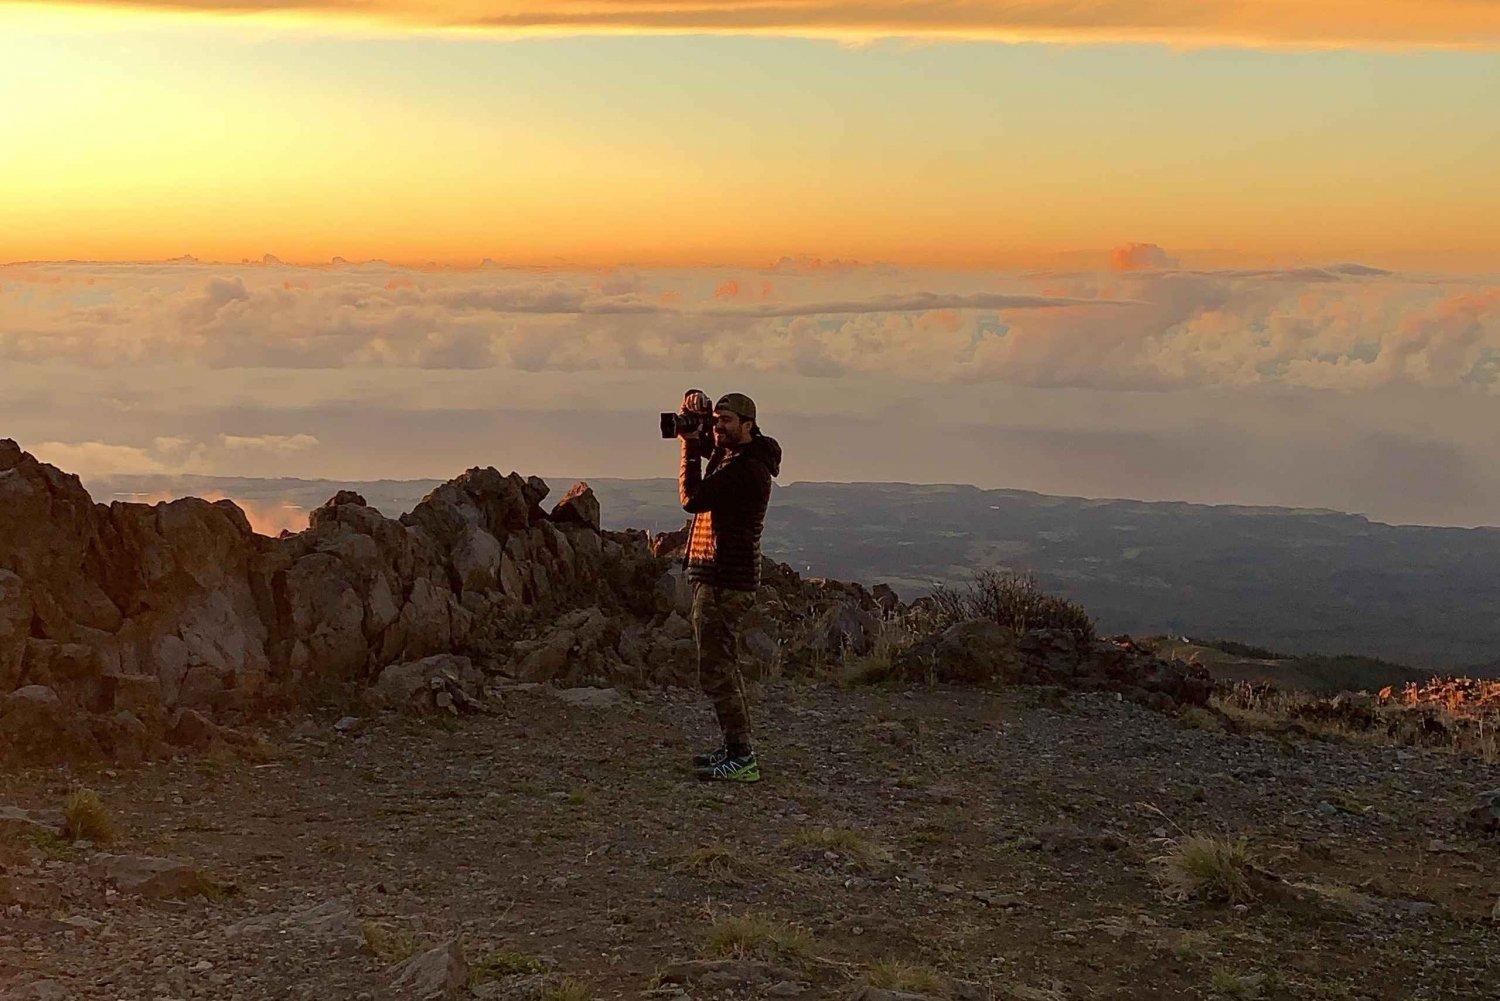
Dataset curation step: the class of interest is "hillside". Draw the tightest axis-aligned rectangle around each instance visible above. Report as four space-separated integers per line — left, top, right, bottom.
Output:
90 474 1500 671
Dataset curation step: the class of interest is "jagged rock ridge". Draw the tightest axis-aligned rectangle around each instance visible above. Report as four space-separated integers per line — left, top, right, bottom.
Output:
0 439 1208 764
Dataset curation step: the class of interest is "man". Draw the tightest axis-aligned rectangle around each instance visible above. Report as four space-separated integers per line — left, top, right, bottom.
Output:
678 392 782 782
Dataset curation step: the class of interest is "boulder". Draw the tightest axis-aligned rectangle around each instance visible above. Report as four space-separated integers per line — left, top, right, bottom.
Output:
370 654 484 714
90 854 217 898
550 481 601 531
390 938 468 1000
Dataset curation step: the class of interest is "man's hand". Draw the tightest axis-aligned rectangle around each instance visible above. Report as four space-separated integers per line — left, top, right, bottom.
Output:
680 430 709 462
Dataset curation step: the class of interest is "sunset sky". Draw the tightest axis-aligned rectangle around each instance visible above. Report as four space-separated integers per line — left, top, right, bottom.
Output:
3 2 1498 526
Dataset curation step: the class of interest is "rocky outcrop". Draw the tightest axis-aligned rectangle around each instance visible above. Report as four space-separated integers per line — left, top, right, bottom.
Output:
0 439 1217 764
0 440 659 763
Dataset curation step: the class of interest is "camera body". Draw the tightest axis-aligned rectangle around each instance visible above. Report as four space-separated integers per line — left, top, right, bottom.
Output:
659 388 714 443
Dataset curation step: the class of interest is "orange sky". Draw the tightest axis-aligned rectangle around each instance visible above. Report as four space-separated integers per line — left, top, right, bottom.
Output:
2 2 1497 269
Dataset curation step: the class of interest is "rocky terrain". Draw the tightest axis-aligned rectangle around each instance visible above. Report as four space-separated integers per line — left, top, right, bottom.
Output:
2 683 1497 1000
3 439 1498 1000
0 440 1205 768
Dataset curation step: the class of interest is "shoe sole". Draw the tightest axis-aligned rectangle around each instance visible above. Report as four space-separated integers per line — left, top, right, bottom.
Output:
695 767 760 783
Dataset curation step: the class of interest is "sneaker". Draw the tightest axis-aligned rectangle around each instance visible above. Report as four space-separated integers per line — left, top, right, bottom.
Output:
695 752 760 783
692 746 729 768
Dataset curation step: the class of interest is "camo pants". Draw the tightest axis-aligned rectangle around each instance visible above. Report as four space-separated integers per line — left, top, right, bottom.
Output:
691 583 756 754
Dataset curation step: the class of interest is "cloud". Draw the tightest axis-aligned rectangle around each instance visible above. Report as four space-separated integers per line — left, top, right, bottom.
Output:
39 1 1500 49
219 433 320 452
30 441 173 477
4 260 1499 394
1109 242 1178 272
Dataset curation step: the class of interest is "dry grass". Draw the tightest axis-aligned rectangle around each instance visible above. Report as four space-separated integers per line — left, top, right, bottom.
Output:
470 949 547 985
62 787 114 844
784 825 891 864
361 921 420 964
866 959 949 996
842 620 919 686
1155 835 1255 904
1208 966 1265 999
540 976 592 1001
674 840 751 880
700 912 816 965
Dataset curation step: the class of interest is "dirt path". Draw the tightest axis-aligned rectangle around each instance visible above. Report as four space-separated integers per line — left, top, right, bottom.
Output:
2 682 1496 1000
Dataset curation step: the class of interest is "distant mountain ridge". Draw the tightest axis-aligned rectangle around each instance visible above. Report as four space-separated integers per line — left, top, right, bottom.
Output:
90 473 1500 670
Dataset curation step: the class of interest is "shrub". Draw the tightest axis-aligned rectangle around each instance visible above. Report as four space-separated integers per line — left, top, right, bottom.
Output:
700 912 815 964
63 787 114 844
1155 835 1255 903
784 826 891 865
361 921 420 964
923 569 1095 643
471 950 547 984
540 977 592 1001
866 959 949 996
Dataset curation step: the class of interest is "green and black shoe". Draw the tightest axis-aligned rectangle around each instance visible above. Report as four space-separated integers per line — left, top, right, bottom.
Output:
692 746 729 768
695 752 760 783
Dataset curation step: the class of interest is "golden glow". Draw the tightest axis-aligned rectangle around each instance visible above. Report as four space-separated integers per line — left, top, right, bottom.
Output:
3 3 1497 270
11 1 1500 49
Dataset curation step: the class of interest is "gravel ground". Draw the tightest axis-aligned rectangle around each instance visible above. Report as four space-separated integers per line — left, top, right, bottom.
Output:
2 681 1496 1001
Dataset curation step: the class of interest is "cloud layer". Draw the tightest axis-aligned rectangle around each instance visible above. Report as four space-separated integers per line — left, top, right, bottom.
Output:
38 1 1500 49
4 258 1498 392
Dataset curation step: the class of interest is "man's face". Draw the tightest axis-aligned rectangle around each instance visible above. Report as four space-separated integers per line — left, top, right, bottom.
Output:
712 410 753 447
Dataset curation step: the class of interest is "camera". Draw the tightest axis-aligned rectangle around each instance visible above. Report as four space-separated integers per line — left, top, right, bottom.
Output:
659 388 713 440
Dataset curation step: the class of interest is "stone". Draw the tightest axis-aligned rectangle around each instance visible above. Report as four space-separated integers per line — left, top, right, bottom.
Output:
553 687 625 708
7 981 72 1001
550 482 601 531
90 854 216 899
0 804 59 837
168 708 219 748
658 959 799 986
1464 789 1500 833
850 988 944 1001
370 655 481 714
390 937 468 1000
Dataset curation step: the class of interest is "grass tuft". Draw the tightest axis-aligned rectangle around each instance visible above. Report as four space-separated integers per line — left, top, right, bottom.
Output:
866 959 949 996
1156 835 1255 904
785 825 891 864
63 787 115 844
1208 966 1265 999
540 976 592 1001
361 921 420 964
674 840 750 880
700 912 816 965
470 949 547 985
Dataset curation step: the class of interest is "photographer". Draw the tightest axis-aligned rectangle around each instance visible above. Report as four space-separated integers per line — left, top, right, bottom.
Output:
677 392 782 782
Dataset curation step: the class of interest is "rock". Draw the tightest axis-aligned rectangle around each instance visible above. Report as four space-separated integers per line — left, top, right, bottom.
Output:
370 655 482 714
972 889 1025 908
390 937 468 1000
7 981 72 1001
0 804 60 837
658 959 799 986
227 899 367 956
550 482 601 531
850 988 944 1001
553 687 624 708
0 569 31 690
167 707 219 748
90 854 217 899
0 685 99 761
333 715 363 733
768 981 808 996
1464 789 1500 833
